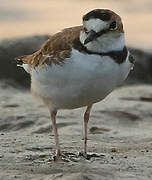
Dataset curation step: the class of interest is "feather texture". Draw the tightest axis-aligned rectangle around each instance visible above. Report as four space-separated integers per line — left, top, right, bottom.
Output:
17 26 83 68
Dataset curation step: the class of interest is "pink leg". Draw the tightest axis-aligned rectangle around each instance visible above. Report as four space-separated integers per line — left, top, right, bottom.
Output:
84 105 92 155
50 110 62 158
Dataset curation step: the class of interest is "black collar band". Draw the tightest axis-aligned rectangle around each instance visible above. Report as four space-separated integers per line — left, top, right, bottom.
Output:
73 39 128 64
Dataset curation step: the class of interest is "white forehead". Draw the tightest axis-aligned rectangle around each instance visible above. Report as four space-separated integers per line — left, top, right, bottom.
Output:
83 18 109 32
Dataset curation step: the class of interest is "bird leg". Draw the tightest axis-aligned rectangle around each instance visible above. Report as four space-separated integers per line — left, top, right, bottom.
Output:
50 110 62 160
83 105 92 156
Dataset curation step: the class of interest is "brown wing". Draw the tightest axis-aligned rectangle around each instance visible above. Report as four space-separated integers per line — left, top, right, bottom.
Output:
19 26 83 68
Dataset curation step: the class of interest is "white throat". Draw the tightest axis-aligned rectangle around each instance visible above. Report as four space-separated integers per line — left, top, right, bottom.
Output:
80 31 125 53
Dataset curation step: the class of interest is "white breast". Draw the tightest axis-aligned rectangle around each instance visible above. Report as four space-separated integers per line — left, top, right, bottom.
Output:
31 49 131 110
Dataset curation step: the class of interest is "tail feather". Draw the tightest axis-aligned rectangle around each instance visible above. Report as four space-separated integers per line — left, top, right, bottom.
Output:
15 55 26 65
15 55 31 73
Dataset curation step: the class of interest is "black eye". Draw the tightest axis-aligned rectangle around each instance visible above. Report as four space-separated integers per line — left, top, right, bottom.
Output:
109 21 117 30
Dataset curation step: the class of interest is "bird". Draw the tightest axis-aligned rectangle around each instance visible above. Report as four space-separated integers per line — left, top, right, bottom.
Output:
16 9 135 160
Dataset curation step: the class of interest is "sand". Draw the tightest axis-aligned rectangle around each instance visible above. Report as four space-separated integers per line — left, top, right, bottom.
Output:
0 82 152 179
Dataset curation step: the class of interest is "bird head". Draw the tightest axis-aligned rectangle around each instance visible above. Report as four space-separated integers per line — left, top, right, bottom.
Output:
81 9 124 46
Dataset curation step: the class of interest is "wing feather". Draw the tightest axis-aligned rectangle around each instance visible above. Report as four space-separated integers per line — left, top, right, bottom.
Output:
16 26 83 68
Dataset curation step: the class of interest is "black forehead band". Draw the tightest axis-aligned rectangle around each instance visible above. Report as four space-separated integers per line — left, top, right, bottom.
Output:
83 10 111 21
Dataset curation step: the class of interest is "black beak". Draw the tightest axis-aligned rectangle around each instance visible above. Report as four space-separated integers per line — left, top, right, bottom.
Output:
84 30 97 45
84 28 110 45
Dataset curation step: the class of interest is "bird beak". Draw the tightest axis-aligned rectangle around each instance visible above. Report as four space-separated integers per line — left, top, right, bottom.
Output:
84 30 97 45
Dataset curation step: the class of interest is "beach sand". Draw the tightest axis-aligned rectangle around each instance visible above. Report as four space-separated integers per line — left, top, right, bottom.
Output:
0 82 152 179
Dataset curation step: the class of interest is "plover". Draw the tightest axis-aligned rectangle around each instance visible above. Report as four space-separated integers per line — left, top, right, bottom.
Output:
17 9 135 160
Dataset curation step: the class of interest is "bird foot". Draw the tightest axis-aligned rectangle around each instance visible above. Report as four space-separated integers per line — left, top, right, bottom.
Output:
78 152 105 160
52 149 66 162
53 151 77 162
52 151 105 162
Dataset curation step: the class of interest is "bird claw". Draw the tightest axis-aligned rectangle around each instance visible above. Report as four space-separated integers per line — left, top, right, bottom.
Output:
53 151 76 162
78 152 105 160
52 151 105 162
53 155 60 161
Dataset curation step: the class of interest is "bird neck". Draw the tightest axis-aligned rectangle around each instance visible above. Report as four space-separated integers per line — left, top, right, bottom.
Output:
80 32 126 54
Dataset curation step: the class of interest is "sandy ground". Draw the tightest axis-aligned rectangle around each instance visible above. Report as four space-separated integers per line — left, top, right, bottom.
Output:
0 82 152 179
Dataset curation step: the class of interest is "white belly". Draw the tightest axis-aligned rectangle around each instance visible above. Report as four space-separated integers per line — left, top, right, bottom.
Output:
30 49 131 109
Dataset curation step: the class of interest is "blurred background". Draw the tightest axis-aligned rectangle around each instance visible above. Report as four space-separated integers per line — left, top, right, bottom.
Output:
1 0 152 47
0 0 152 87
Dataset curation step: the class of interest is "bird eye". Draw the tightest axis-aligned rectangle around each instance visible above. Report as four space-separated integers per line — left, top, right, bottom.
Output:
109 21 117 30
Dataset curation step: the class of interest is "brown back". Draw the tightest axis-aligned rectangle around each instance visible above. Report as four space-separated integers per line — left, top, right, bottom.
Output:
20 26 83 67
